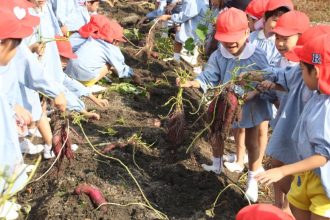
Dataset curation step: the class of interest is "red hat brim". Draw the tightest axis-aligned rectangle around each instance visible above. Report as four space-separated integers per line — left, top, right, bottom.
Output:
60 51 78 59
272 26 299 37
284 49 300 62
214 30 246 42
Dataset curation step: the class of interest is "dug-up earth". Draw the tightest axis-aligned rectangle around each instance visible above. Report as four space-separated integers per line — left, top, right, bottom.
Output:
19 1 274 219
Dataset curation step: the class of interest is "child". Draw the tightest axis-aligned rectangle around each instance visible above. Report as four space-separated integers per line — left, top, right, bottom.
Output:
65 15 138 88
0 0 40 218
55 36 109 108
255 25 329 214
256 33 330 220
158 0 209 65
224 0 294 174
245 0 269 32
177 8 272 202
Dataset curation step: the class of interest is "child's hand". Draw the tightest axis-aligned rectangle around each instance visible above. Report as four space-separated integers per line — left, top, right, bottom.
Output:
84 112 100 120
260 80 276 90
60 25 69 36
158 14 171 21
255 167 285 186
30 42 46 57
54 93 67 112
165 3 176 14
95 98 109 108
176 77 200 88
14 105 32 134
243 90 259 102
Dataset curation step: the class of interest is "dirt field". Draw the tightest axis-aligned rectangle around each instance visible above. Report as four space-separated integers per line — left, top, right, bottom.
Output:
18 1 325 219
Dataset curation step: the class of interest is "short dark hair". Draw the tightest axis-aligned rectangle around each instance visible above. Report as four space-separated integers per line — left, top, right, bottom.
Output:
1 38 22 49
265 7 290 21
301 61 316 74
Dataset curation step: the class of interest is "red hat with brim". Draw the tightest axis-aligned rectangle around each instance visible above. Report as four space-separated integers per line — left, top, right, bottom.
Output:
291 34 330 95
285 26 330 62
0 0 40 39
236 204 294 220
245 0 269 20
266 0 294 11
272 11 310 37
79 14 126 43
55 36 77 59
215 8 248 43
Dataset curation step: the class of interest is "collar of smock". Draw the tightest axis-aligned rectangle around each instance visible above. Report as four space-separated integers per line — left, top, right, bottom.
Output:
257 30 276 41
279 57 298 68
220 42 256 60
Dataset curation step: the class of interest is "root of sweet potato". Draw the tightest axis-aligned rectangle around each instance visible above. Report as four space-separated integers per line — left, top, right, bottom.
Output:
75 183 107 211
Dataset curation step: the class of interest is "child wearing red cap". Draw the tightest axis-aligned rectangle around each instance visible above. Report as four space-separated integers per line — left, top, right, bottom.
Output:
245 0 269 32
65 14 139 88
177 7 273 202
223 0 293 175
0 0 42 218
256 33 330 220
56 36 109 109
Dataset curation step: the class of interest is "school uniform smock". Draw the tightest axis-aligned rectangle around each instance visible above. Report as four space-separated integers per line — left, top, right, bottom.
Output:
196 43 273 128
26 4 86 112
249 30 282 66
0 63 21 108
147 0 182 20
14 44 66 121
266 65 314 164
171 0 209 44
50 0 90 32
65 37 133 81
291 93 330 199
0 95 28 194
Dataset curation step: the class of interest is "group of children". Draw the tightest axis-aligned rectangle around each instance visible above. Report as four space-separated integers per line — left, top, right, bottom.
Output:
147 0 330 219
1 0 329 219
0 0 135 218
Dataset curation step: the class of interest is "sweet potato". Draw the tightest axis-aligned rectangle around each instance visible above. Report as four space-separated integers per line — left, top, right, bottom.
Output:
166 111 185 147
75 183 107 211
207 87 240 139
101 142 128 154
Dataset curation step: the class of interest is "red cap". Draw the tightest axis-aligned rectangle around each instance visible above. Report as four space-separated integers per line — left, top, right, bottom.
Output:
266 0 294 11
272 11 310 36
245 0 269 20
236 204 295 220
55 36 77 59
215 8 249 42
79 14 126 43
285 25 330 62
291 34 330 95
0 0 40 39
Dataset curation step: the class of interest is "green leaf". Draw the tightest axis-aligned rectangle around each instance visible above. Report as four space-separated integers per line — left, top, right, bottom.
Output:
196 29 206 42
184 38 195 52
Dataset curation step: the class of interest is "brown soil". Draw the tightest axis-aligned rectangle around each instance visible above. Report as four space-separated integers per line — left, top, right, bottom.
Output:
19 1 273 220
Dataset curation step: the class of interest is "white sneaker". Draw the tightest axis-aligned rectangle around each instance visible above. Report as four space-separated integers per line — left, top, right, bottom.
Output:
224 162 244 173
88 85 107 93
43 149 55 159
71 144 79 152
20 139 44 154
28 128 42 138
201 164 222 175
0 201 21 220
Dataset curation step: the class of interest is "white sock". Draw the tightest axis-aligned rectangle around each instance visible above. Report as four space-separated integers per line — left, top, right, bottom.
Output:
173 53 181 61
212 157 222 170
44 144 52 151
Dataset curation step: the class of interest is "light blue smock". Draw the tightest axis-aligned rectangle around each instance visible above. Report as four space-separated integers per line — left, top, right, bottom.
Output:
291 92 330 199
26 4 87 112
171 0 209 44
0 95 28 194
65 37 133 81
50 0 90 32
196 42 273 128
249 30 282 66
146 0 182 20
266 65 314 164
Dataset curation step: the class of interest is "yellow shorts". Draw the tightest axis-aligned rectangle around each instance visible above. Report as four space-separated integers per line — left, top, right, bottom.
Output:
79 76 99 87
287 171 330 218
